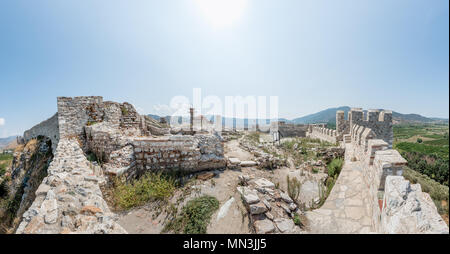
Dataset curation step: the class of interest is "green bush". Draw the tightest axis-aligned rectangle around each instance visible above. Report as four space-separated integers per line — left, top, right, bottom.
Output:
402 167 448 202
113 172 176 210
164 195 219 234
0 179 8 198
327 158 344 178
293 213 303 226
417 138 423 143
0 164 6 177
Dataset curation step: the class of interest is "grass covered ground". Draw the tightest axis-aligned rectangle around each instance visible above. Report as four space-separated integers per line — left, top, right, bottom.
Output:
111 172 176 210
163 195 219 234
393 123 449 186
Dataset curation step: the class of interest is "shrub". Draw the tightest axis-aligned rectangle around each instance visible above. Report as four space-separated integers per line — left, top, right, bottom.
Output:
113 172 176 210
0 164 6 177
293 213 303 227
163 195 219 234
287 176 301 203
327 158 344 178
121 106 129 116
417 138 423 143
0 180 8 198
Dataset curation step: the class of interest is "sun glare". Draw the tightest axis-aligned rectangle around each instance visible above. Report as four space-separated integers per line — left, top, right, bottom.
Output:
194 0 248 28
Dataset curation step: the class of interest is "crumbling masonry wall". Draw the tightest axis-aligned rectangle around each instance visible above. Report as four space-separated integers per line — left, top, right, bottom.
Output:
270 122 325 142
132 135 226 177
16 139 127 234
23 113 59 152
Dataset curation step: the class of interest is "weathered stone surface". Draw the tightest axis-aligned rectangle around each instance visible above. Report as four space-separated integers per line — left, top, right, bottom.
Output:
216 198 235 221
237 187 260 204
254 219 275 234
80 206 103 215
274 218 295 233
262 199 272 211
240 161 257 167
254 178 275 190
250 202 268 215
16 139 127 234
197 172 215 181
381 176 449 234
228 157 241 165
280 191 293 204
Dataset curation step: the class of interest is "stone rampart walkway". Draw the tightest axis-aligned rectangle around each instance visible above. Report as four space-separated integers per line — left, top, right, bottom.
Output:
305 146 375 233
16 139 127 234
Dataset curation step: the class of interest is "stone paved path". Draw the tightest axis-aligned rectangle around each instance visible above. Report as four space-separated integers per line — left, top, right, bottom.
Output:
305 146 375 233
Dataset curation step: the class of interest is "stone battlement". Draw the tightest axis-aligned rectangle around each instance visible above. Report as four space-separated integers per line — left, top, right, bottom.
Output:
306 108 447 234
307 126 338 143
338 108 393 147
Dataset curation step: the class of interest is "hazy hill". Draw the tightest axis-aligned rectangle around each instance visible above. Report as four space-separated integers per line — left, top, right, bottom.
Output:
292 107 448 125
148 107 448 128
0 136 17 150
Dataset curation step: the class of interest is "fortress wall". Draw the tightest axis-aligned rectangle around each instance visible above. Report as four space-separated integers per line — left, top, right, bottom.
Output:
348 108 393 148
336 110 349 139
344 123 447 233
307 126 337 143
132 134 226 176
23 113 59 152
57 97 146 141
57 96 104 139
269 122 311 141
15 138 127 234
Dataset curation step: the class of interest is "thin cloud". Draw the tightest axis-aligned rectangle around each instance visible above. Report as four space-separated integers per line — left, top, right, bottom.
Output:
0 118 5 126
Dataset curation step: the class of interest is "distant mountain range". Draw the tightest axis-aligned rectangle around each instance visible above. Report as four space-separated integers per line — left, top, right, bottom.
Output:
148 106 448 128
291 106 448 125
0 136 18 150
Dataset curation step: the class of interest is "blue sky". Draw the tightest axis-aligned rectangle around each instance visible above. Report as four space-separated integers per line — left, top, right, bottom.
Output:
0 0 448 138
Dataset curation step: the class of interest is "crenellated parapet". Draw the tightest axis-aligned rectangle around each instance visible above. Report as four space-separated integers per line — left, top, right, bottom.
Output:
307 126 338 143
346 108 393 148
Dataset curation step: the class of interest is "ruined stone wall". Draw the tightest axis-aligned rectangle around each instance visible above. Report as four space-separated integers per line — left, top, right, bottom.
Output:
57 96 104 139
277 123 309 138
84 123 136 163
23 113 59 152
270 122 325 142
16 139 127 234
132 134 226 176
57 97 146 141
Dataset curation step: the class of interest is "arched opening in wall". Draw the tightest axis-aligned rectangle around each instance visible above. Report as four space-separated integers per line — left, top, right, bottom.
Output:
0 135 54 234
